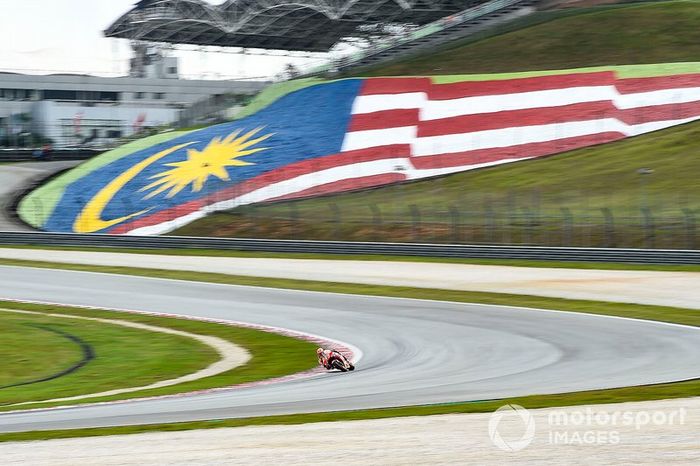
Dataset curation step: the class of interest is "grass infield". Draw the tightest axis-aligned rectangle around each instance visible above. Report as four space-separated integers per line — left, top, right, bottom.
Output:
0 299 317 413
0 307 216 407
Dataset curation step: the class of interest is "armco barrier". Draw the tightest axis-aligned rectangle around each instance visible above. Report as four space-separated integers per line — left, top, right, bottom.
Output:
0 149 102 162
0 232 698 265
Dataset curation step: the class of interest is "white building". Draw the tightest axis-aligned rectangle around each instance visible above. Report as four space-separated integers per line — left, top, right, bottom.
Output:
0 55 268 147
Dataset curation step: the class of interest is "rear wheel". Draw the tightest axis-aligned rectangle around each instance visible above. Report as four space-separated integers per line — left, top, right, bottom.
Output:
331 359 347 372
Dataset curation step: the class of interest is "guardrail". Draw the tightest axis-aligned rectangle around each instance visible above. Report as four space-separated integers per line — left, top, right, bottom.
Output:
0 232 698 264
0 148 102 162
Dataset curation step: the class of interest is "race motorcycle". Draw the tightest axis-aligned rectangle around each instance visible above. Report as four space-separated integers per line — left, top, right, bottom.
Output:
323 350 355 372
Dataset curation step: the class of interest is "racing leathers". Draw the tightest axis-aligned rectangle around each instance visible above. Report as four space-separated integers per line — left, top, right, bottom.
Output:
317 348 340 369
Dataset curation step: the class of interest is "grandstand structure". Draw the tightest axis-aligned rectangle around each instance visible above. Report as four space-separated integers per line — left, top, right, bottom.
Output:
105 0 512 53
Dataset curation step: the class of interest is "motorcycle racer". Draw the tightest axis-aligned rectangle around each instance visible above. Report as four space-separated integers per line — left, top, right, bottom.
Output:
317 347 354 371
317 347 334 369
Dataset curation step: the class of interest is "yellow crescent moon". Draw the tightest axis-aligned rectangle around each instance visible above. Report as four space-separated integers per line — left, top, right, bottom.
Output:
73 142 195 233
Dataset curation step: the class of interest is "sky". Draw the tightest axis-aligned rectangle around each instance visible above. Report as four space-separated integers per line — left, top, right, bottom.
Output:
0 0 324 80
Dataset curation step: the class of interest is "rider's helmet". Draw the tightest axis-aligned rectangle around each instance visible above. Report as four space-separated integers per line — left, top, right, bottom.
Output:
316 347 324 357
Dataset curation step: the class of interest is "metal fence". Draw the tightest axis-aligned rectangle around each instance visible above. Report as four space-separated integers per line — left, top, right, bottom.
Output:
176 93 255 128
0 148 101 162
210 202 699 250
14 184 700 250
0 123 172 151
0 231 699 264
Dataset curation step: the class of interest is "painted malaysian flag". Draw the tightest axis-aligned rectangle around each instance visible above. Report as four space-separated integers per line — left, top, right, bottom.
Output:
343 72 700 175
32 70 700 235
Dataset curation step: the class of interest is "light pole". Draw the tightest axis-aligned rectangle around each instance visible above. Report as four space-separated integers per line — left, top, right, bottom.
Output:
637 167 654 212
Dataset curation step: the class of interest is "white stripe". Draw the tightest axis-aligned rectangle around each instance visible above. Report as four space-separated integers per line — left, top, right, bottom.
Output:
615 87 700 110
422 86 618 120
128 158 412 236
626 115 700 136
223 158 410 207
412 118 622 156
407 157 533 179
341 126 416 152
351 92 426 114
126 210 207 236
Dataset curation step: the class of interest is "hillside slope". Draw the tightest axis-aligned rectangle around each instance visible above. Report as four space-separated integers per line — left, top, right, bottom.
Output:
360 1 700 76
173 119 700 249
18 65 700 237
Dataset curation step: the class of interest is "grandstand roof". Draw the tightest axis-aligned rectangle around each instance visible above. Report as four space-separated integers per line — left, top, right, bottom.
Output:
105 0 488 52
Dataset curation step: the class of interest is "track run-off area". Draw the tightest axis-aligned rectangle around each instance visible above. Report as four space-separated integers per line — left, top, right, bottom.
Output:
0 257 699 434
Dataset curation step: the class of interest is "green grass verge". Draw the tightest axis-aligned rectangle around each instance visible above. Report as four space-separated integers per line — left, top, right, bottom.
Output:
0 305 216 407
0 258 698 441
2 245 700 272
429 62 700 83
172 119 700 248
358 1 700 76
0 299 316 412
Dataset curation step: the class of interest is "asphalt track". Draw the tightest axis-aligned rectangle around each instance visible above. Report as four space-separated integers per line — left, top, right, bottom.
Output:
1 265 700 433
0 161 80 231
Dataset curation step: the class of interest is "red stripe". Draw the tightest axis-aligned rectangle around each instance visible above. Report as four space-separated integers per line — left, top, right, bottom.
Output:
110 197 207 234
410 132 625 170
428 72 615 100
617 101 700 125
360 77 432 95
265 173 406 203
616 74 700 94
418 101 619 137
213 144 410 197
349 109 420 132
110 145 412 234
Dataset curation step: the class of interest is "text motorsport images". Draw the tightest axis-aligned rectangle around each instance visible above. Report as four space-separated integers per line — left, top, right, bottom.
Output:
488 404 687 452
